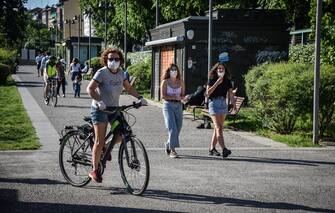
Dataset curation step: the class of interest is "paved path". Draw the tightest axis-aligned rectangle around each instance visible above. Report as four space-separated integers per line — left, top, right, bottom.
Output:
1 65 335 213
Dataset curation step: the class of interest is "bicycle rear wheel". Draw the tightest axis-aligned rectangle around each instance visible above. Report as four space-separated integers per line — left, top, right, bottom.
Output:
118 136 150 195
59 130 92 187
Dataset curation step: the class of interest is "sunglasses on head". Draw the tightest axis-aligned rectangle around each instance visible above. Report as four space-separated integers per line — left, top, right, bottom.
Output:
108 58 120 62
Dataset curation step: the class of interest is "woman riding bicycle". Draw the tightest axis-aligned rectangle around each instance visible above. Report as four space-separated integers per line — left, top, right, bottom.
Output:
86 47 147 183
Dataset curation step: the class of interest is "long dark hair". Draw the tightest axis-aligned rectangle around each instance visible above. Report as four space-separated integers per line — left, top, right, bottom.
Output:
161 63 181 81
208 62 231 80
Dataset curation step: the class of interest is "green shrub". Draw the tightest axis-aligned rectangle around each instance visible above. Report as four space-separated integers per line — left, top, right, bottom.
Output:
246 62 335 137
0 48 16 68
127 51 151 65
289 44 330 65
127 57 151 92
89 57 102 72
289 44 315 64
0 63 11 85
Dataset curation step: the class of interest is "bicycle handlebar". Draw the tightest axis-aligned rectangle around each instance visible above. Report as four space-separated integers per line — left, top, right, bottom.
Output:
101 101 142 113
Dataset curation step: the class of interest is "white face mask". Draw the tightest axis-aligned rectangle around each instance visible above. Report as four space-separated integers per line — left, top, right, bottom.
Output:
217 72 225 78
107 60 120 70
170 68 178 78
170 70 178 78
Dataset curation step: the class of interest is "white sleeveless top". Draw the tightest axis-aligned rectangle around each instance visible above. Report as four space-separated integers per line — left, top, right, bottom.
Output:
166 81 181 97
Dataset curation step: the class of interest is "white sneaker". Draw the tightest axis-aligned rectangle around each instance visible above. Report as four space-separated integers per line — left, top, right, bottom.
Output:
169 151 179 158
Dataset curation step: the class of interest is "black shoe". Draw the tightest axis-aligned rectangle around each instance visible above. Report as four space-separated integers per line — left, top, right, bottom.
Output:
197 123 205 129
209 147 221 156
165 147 171 155
222 148 232 158
206 123 211 129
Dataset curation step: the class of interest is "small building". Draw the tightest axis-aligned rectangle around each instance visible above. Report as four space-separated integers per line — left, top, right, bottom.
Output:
146 9 289 100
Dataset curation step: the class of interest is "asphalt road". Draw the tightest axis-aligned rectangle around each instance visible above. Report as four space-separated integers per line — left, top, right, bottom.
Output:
0 66 334 213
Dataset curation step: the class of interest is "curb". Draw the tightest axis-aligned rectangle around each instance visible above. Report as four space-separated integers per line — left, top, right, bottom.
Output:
12 74 60 152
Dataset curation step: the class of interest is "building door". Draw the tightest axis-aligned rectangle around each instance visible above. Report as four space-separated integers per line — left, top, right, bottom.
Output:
161 46 175 77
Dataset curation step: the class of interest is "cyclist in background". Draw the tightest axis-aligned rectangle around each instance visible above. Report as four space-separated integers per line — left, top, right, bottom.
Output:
44 56 58 104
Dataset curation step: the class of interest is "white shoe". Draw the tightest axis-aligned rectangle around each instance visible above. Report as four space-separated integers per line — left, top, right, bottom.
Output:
169 151 179 158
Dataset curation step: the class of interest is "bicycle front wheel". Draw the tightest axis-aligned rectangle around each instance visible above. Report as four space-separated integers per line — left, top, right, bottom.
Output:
52 89 58 107
59 131 92 187
118 136 150 195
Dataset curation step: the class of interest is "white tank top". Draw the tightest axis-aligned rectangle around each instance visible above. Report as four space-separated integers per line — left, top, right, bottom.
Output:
166 81 181 97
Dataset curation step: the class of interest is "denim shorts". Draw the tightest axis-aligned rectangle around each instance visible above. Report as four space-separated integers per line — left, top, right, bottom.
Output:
90 106 115 124
208 97 228 116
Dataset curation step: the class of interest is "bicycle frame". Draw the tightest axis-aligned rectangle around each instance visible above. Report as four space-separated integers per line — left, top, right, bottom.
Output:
68 108 137 170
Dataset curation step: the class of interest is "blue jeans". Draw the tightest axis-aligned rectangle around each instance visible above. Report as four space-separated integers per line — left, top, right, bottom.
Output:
74 83 81 97
163 101 183 149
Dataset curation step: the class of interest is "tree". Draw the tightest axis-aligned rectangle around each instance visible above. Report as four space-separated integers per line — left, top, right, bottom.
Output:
309 0 335 64
0 0 28 50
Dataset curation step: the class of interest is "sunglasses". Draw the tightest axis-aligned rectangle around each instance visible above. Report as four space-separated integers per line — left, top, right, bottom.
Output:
108 58 120 62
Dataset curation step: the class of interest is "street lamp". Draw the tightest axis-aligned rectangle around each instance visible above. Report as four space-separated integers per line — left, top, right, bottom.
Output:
73 14 82 63
99 1 112 49
85 7 93 70
124 0 127 68
64 19 75 38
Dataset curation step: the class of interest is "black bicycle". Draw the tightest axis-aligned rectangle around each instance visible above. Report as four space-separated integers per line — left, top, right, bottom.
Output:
58 102 150 195
45 77 58 107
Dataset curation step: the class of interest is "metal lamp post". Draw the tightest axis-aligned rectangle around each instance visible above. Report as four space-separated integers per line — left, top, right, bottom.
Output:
85 7 93 70
124 0 127 68
99 1 112 49
313 0 322 144
73 14 82 63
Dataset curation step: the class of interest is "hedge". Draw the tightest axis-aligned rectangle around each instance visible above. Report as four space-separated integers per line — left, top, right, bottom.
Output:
0 63 11 85
245 62 335 137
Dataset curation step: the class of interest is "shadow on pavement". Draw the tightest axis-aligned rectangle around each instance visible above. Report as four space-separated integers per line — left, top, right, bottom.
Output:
179 154 335 166
16 81 44 88
0 177 66 185
17 71 33 74
0 188 179 213
141 189 334 212
56 104 91 109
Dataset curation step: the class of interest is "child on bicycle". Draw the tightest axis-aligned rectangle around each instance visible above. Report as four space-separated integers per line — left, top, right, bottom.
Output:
74 73 82 98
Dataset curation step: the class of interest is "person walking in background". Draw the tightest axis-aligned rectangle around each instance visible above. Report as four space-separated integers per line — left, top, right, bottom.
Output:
68 58 81 94
206 53 236 158
160 63 185 158
74 73 82 98
35 52 43 77
40 51 50 77
56 57 66 97
82 61 89 74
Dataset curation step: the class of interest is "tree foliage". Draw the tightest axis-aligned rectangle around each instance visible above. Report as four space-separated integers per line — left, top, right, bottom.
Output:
309 0 335 64
23 14 51 51
0 0 28 50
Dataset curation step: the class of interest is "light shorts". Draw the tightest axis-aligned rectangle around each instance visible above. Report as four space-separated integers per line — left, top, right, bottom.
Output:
208 97 228 116
90 106 115 124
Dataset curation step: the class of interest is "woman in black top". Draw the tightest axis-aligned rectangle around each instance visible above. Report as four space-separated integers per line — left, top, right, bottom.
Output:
206 62 236 158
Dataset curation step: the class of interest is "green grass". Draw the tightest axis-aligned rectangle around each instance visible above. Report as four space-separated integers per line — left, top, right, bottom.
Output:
0 76 40 150
224 107 319 147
